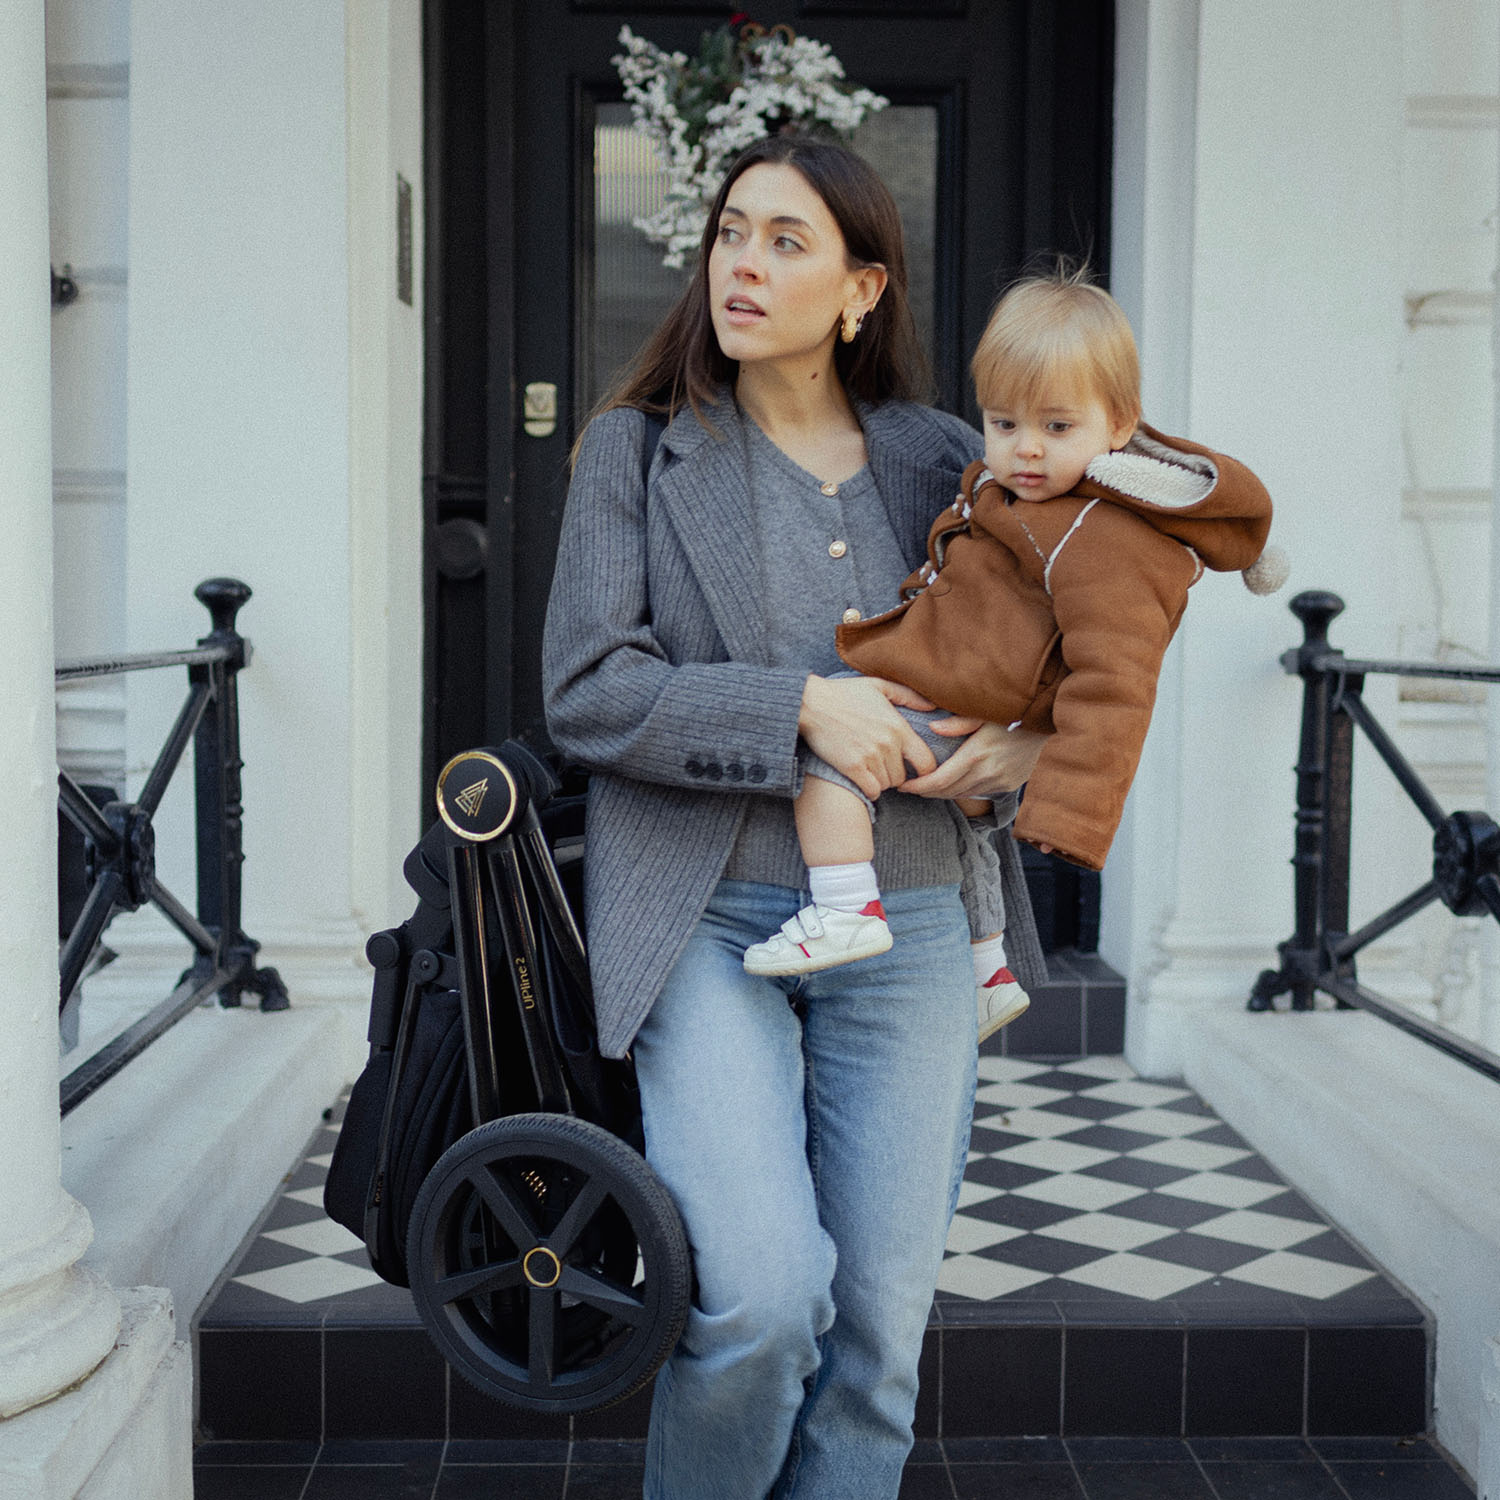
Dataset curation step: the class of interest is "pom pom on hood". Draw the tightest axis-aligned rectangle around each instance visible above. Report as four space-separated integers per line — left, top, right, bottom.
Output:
1242 543 1289 595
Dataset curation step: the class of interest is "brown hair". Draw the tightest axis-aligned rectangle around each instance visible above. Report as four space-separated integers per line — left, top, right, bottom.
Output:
586 133 931 443
970 265 1141 429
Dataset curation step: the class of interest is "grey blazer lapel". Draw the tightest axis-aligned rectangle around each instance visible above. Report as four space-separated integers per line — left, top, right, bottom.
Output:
651 400 769 666
861 401 972 558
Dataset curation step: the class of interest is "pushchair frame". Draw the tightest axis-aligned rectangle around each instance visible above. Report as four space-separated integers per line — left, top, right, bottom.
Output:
329 742 690 1414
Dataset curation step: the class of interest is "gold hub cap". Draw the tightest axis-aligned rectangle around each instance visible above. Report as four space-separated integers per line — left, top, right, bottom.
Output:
522 1246 562 1289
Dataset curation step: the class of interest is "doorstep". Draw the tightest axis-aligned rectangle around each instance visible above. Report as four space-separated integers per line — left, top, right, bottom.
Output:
195 1046 1427 1446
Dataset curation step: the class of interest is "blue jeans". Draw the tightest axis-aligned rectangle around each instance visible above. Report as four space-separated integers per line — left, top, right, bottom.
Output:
632 880 977 1500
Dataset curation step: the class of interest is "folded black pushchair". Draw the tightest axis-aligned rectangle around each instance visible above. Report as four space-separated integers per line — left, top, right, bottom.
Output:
324 741 690 1412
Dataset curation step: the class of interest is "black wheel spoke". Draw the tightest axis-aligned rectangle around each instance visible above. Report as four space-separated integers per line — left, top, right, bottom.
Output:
546 1173 609 1259
527 1285 558 1388
434 1257 525 1306
557 1264 649 1327
467 1167 540 1249
406 1113 691 1412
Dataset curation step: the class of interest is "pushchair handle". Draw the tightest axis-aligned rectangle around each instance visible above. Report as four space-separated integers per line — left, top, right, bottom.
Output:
434 741 559 842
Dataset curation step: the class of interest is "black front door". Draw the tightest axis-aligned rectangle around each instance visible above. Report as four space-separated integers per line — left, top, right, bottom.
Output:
422 0 1113 795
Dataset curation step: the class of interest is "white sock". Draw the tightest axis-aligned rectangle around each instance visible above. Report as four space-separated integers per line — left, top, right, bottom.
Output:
971 932 1008 987
808 861 881 914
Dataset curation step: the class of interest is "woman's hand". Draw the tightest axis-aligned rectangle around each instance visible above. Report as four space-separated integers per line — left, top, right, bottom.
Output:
899 717 1046 801
798 675 939 801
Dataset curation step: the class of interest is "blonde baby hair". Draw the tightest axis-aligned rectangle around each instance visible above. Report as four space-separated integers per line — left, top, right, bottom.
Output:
971 264 1141 431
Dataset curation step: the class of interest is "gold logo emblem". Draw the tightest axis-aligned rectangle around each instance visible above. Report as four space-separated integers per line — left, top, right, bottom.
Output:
435 750 517 841
454 778 489 818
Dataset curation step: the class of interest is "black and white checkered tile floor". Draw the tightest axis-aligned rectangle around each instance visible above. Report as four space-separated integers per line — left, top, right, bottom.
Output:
196 1054 1431 1451
208 1055 1397 1319
934 1054 1393 1313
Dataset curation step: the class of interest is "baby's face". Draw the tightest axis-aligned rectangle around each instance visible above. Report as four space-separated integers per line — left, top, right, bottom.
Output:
981 392 1134 503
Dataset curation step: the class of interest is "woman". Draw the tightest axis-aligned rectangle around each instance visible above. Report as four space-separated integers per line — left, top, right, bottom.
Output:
543 134 1044 1499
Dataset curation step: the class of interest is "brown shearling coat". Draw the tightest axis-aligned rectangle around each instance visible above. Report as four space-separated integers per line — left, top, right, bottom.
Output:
836 424 1274 871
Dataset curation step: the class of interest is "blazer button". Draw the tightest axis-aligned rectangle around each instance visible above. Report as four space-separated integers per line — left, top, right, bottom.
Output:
685 758 703 777
828 540 847 559
748 765 766 783
727 763 744 781
705 762 722 781
841 607 862 624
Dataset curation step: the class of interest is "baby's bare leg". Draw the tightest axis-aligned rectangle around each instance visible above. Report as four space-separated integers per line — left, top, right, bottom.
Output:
795 774 875 867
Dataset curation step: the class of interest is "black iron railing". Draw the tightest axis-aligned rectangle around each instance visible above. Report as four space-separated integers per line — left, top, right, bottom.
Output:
1250 590 1500 1084
56 578 288 1115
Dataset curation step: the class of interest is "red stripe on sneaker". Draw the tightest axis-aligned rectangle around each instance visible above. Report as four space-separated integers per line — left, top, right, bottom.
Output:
798 944 810 957
981 966 1017 988
859 900 887 919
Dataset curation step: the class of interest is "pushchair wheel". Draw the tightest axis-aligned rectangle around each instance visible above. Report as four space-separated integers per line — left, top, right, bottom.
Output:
406 1112 690 1412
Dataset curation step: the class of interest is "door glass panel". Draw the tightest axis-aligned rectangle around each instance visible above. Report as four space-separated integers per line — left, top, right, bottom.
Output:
852 105 938 362
587 101 940 414
589 103 692 413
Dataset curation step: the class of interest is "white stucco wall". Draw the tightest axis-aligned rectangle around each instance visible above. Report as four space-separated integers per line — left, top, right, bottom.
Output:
125 0 358 971
121 0 423 1002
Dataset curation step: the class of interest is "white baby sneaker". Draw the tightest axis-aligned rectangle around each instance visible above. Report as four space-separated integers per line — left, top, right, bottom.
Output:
977 967 1030 1042
743 901 892 977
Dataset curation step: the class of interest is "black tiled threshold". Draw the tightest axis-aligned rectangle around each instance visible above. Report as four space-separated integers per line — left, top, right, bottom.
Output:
192 1436 1474 1499
995 950 1127 1056
195 1053 1431 1449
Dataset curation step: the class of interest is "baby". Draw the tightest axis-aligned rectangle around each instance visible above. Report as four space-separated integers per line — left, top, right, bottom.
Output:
744 267 1283 1039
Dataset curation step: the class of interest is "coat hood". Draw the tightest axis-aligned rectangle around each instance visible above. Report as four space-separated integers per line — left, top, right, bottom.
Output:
1074 422 1286 592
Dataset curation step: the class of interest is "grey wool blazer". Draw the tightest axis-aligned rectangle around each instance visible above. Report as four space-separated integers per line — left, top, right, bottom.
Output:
542 392 1045 1058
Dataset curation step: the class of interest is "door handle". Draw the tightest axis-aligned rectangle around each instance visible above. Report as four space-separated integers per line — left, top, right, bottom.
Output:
523 381 558 438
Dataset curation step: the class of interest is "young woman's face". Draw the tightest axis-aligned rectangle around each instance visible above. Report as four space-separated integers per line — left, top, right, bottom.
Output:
708 163 882 374
982 388 1135 503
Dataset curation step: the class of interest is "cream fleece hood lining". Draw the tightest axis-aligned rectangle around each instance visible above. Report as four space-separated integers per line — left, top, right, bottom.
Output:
1086 430 1218 509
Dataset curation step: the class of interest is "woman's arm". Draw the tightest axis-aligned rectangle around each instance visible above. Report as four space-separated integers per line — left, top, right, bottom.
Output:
543 408 811 793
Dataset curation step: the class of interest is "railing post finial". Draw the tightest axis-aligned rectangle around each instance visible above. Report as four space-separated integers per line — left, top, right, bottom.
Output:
194 578 253 638
1289 590 1345 652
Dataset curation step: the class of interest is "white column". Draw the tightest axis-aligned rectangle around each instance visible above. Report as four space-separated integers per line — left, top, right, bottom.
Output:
1126 0 1408 1076
1481 1334 1500 1500
1483 132 1500 1053
0 0 121 1418
1103 0 1200 1004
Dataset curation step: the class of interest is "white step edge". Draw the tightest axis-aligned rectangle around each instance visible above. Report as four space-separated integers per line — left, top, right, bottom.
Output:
61 997 366 1334
1183 1006 1496 1488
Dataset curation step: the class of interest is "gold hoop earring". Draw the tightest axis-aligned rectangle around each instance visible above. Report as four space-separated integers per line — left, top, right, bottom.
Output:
840 311 863 344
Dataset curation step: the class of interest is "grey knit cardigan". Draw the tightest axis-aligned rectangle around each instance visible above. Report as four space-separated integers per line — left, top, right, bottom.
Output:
542 393 1044 1058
